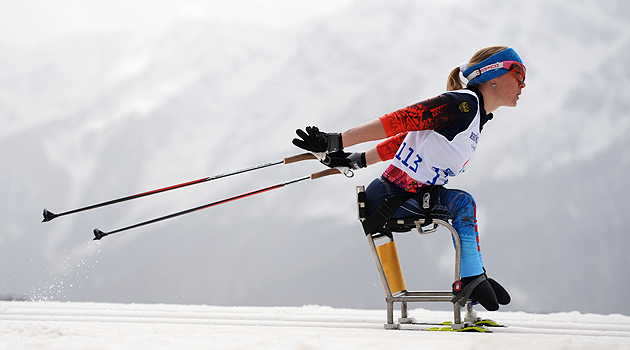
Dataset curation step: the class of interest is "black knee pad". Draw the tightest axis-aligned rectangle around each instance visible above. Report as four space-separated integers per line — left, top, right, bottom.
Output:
461 275 499 311
488 278 511 305
470 279 499 311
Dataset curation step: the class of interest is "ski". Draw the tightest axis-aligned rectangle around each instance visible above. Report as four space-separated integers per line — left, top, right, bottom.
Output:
425 325 491 333
398 317 504 332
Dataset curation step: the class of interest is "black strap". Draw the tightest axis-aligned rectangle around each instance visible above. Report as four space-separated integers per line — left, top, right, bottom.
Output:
361 195 413 235
451 275 486 306
361 185 442 235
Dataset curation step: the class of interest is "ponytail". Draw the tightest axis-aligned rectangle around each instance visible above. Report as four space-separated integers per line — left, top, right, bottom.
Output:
447 66 464 91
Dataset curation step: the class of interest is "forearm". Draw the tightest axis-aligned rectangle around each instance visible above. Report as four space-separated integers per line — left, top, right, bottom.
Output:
341 119 387 148
365 147 383 166
339 118 399 167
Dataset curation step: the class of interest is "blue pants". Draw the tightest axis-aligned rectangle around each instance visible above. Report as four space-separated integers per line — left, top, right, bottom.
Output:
365 177 484 278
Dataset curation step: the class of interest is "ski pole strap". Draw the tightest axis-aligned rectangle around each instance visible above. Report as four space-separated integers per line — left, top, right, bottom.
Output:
451 275 487 307
361 195 413 235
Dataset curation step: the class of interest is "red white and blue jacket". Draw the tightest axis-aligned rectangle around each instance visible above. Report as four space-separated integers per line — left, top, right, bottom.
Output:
376 87 492 192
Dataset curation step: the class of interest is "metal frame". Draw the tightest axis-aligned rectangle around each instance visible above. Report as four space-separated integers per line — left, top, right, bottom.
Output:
357 185 472 330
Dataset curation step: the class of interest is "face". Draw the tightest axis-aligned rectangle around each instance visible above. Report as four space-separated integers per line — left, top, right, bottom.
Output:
492 70 526 107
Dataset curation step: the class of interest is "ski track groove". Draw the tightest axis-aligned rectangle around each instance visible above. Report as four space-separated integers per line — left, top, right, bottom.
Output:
2 302 630 339
1 302 383 330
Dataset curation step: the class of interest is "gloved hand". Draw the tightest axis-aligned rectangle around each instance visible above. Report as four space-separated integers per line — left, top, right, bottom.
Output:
292 126 343 153
322 150 367 170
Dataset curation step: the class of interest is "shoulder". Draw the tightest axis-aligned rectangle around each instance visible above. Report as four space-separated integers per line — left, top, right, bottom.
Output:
407 90 479 119
438 90 479 116
432 90 481 140
418 90 478 128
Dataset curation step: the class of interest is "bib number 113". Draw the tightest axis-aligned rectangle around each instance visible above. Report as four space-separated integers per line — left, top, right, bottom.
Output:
395 142 422 173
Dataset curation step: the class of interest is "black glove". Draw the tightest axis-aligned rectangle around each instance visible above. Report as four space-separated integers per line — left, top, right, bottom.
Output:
322 150 366 170
292 126 342 153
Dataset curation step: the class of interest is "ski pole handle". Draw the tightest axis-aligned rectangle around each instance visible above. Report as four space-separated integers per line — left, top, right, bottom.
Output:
283 152 325 164
310 168 342 180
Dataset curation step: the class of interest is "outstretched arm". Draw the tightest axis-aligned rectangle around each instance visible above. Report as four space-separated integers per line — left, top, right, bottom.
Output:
292 119 387 154
340 119 387 148
365 147 383 166
339 119 390 167
293 119 398 168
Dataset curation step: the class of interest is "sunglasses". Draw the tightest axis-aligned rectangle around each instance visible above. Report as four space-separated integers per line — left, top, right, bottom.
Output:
466 60 526 85
507 61 526 84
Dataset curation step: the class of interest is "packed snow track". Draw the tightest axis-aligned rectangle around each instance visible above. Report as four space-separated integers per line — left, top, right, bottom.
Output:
1 301 629 350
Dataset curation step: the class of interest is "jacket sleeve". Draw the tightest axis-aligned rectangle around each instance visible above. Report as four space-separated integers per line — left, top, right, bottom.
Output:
376 132 408 161
379 92 477 137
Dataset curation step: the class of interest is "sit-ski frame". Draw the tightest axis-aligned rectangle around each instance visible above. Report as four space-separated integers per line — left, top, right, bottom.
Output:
357 185 476 330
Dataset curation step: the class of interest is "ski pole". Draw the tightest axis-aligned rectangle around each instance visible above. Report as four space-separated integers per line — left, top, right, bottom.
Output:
93 167 342 240
42 152 322 223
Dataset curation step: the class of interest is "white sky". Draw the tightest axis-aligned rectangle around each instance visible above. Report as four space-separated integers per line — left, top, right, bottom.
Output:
0 0 354 48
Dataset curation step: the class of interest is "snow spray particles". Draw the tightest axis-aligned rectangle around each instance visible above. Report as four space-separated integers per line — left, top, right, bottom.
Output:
30 242 101 301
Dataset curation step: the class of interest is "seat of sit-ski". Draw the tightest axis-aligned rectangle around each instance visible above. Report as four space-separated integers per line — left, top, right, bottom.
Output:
356 184 450 235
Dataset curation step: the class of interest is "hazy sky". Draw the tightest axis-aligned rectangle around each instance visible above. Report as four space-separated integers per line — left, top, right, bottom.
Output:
0 0 353 48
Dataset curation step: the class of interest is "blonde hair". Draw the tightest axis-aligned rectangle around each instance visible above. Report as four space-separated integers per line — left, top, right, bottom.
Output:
446 46 509 91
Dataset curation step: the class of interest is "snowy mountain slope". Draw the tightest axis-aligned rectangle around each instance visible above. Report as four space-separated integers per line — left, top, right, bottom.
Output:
1 301 629 350
1 0 629 317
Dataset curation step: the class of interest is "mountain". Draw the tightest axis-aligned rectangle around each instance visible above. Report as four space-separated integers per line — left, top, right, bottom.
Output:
1 0 629 316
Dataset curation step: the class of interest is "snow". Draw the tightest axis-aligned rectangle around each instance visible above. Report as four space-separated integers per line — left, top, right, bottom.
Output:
1 301 629 350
